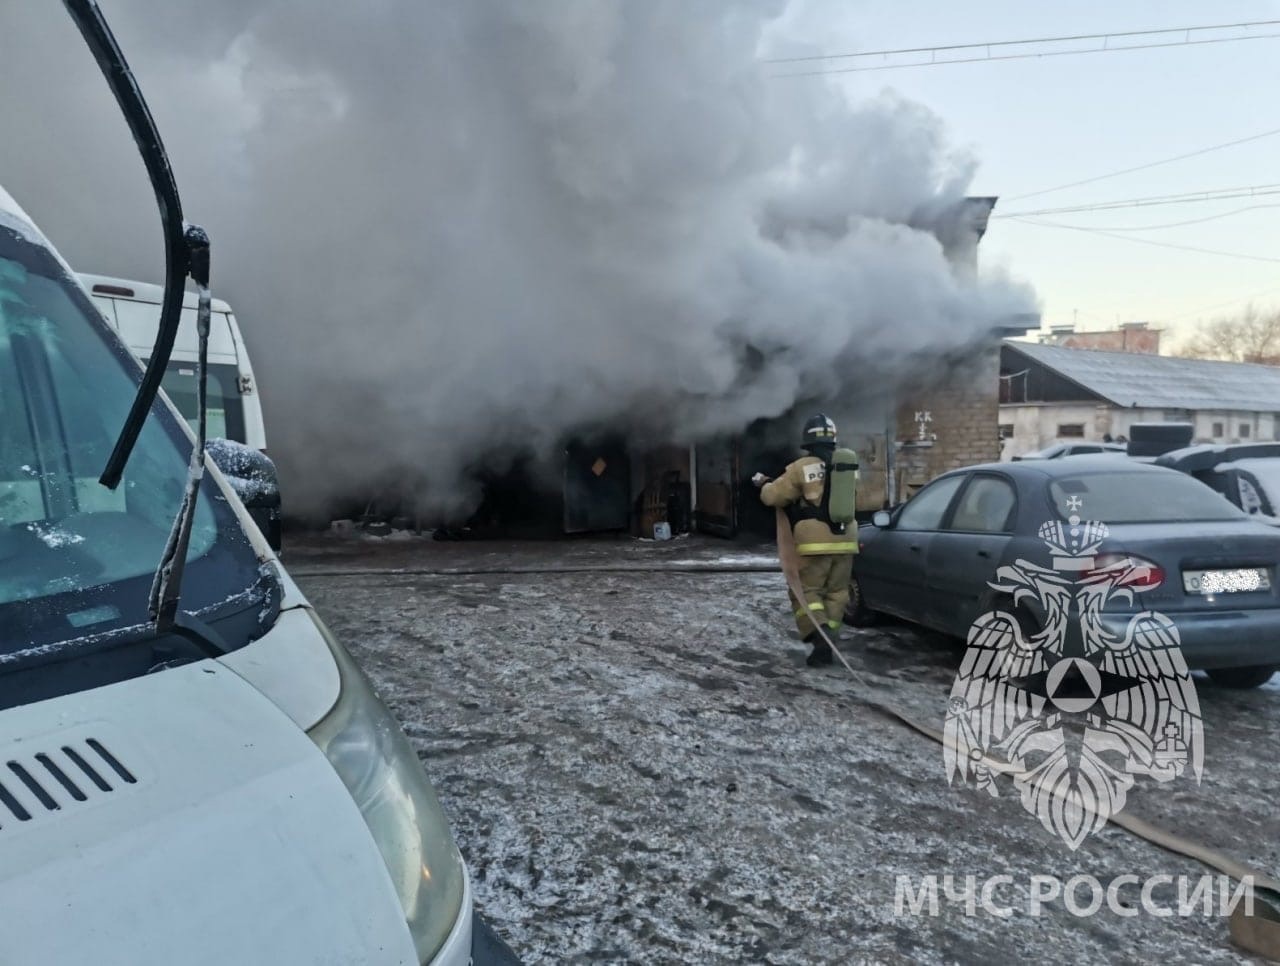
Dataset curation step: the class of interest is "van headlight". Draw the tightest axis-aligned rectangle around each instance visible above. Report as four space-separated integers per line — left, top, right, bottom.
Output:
306 614 465 963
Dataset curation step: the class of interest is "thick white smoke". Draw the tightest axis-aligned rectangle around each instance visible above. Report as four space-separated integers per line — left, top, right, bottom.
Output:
0 1 1034 518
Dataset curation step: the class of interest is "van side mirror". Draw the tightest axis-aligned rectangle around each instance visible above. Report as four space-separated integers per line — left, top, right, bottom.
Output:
872 510 892 528
207 438 282 550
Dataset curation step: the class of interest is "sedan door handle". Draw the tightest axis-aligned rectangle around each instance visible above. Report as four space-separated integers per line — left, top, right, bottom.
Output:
976 550 991 559
909 544 922 552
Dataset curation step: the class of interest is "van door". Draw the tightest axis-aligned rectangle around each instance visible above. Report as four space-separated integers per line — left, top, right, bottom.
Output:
221 311 267 450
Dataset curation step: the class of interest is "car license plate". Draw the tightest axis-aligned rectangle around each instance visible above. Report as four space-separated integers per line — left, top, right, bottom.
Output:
1182 568 1271 595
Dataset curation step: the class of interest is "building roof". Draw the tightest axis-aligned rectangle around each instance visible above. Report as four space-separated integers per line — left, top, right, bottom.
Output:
1003 340 1280 412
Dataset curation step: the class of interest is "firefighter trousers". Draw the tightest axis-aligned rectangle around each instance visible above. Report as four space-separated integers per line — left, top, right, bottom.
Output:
789 553 854 637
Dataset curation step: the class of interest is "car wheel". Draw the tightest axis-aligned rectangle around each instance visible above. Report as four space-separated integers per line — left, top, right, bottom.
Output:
1206 665 1277 689
846 576 880 627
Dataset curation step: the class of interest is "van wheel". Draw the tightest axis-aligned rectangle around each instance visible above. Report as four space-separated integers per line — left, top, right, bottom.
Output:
1206 665 1277 689
846 576 880 627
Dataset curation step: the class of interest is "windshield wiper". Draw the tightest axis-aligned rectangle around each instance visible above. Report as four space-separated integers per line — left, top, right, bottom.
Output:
63 0 223 653
148 232 213 636
63 0 191 491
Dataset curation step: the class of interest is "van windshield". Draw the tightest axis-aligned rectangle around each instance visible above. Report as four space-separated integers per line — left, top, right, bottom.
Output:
0 218 274 674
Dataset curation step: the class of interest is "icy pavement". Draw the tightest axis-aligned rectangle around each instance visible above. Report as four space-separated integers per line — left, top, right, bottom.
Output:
293 535 1279 964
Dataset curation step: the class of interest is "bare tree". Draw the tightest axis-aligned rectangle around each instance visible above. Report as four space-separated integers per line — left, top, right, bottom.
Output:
1176 304 1280 364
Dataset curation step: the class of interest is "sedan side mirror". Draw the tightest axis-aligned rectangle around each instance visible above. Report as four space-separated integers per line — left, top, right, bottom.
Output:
872 509 892 528
207 437 282 550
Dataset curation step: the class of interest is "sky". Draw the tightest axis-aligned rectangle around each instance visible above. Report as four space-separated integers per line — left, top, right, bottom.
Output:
769 0 1280 346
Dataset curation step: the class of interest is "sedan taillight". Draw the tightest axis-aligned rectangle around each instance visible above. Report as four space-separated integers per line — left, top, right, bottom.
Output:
1085 552 1165 591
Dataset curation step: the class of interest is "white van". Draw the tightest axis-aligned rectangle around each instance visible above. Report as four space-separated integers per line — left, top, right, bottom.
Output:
77 274 283 549
77 273 267 451
0 187 504 962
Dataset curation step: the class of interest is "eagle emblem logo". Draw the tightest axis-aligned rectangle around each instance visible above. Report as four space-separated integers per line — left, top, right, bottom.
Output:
943 505 1203 850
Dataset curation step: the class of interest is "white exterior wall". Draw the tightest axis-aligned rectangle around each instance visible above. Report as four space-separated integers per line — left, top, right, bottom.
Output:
999 403 1107 459
1187 410 1277 442
1000 403 1280 458
1106 408 1163 440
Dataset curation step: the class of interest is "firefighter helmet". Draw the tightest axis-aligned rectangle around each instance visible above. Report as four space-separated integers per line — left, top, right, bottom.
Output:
801 413 838 451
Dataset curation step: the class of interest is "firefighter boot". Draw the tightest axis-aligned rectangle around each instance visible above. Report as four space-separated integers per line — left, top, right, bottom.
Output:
805 634 834 667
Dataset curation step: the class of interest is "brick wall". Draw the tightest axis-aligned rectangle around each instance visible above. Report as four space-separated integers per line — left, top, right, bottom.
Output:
894 344 1002 496
1051 328 1160 354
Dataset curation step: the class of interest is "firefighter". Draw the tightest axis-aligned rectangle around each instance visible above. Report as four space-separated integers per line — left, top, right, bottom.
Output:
753 414 859 666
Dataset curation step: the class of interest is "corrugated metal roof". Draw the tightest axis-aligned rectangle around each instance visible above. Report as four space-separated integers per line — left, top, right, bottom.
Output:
1004 340 1280 412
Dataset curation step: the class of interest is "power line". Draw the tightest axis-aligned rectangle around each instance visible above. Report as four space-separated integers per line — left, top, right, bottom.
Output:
1008 216 1280 264
994 184 1280 219
1006 125 1280 202
1164 286 1280 323
765 19 1280 63
770 27 1280 76
1031 203 1280 233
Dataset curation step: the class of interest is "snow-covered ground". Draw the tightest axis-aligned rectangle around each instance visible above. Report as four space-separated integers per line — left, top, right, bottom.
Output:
293 534 1279 964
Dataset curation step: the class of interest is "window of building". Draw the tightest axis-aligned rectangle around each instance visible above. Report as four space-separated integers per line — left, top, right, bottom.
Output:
998 423 1013 440
1212 422 1224 438
1057 424 1085 438
1240 424 1251 438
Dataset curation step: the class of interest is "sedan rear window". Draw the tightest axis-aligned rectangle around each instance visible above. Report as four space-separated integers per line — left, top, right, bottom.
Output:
1049 471 1245 523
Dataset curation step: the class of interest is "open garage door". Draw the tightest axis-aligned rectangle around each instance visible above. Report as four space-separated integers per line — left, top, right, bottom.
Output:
563 439 631 533
694 439 737 537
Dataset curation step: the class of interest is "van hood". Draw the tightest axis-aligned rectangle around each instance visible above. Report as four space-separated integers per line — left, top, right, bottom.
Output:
0 660 417 965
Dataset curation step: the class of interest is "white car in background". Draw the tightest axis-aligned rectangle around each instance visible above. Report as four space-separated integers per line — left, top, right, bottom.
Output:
78 273 283 549
79 273 267 450
1157 443 1280 524
1013 441 1127 460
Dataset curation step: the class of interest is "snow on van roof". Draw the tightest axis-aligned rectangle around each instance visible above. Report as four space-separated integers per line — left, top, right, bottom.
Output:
0 185 54 253
77 272 233 313
0 184 35 226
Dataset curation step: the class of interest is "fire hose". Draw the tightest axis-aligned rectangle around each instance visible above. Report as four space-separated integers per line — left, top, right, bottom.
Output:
773 509 1280 960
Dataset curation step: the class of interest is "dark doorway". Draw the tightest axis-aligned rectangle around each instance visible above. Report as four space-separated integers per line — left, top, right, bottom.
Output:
738 436 795 539
464 458 564 538
694 438 738 537
563 438 631 533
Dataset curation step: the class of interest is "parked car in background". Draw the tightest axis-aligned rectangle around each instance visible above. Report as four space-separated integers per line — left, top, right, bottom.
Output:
1157 443 1280 522
80 273 281 549
849 456 1280 688
1012 441 1127 460
79 273 266 450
